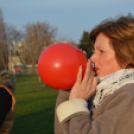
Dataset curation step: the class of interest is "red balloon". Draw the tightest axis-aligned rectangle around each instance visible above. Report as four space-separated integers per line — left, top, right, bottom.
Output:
38 43 87 90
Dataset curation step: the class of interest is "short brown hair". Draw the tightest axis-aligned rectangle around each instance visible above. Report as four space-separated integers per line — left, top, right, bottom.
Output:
89 14 134 68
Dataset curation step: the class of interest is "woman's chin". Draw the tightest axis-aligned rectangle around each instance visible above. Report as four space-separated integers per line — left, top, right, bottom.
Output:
96 70 105 77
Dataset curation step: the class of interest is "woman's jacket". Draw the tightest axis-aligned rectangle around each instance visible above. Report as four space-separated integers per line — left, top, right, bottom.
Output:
55 69 134 134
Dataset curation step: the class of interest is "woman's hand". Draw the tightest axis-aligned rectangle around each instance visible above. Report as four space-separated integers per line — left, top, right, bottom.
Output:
82 50 87 58
69 59 98 100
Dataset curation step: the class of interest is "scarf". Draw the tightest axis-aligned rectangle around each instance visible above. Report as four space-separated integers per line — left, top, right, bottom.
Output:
93 69 134 108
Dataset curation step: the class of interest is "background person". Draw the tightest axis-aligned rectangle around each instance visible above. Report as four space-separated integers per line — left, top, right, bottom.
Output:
0 70 16 133
55 15 134 134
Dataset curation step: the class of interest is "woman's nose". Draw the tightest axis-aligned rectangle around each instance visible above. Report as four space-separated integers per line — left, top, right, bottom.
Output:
90 53 97 63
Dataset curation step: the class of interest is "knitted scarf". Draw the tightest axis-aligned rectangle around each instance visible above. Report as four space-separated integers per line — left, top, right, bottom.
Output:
93 69 134 108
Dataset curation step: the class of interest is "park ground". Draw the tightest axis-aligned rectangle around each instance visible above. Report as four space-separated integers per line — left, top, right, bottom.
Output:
11 75 58 134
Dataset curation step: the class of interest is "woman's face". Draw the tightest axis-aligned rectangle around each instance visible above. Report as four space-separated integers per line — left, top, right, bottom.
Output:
90 33 123 77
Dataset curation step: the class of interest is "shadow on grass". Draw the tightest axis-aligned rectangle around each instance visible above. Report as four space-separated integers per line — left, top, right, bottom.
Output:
11 107 55 134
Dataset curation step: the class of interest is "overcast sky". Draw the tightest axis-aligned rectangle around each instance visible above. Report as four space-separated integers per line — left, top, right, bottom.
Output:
1 0 134 43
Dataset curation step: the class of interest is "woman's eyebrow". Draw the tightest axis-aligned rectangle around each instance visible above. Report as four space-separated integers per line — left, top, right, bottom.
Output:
95 46 104 49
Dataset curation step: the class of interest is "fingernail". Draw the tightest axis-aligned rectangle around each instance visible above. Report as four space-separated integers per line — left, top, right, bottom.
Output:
92 63 95 68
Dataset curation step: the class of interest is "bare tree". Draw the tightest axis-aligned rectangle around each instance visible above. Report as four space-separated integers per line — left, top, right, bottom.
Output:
5 24 23 44
4 23 24 71
0 8 8 70
19 22 57 73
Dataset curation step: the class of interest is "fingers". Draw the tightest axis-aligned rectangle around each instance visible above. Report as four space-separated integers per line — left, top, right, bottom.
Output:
93 77 99 87
83 60 92 82
70 60 98 100
76 65 82 83
76 59 96 86
89 63 94 79
82 51 87 59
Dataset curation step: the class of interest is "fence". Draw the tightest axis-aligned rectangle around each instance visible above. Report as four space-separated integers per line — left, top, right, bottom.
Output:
14 65 38 75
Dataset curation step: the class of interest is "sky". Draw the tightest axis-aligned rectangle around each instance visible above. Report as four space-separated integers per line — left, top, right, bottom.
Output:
0 0 134 43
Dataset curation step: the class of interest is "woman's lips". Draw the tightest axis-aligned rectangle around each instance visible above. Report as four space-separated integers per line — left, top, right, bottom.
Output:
93 68 99 71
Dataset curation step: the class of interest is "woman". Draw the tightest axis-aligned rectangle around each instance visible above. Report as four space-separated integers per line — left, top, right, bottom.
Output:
55 15 134 134
0 70 16 133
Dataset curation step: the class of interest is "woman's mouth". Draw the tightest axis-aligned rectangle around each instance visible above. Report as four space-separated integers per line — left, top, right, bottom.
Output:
93 68 99 71
92 63 99 72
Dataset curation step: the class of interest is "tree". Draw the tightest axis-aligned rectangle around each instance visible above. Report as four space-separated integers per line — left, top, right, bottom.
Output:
20 22 57 73
5 24 23 44
78 31 94 58
0 8 8 70
68 40 78 47
5 24 24 71
0 8 23 71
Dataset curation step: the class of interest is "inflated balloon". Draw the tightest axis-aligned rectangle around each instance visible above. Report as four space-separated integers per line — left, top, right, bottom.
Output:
38 43 87 90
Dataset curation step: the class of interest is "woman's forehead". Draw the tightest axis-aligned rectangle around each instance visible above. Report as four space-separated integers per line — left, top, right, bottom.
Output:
94 33 113 50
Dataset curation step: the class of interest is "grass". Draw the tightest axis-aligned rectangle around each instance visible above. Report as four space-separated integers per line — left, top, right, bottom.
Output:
11 75 59 134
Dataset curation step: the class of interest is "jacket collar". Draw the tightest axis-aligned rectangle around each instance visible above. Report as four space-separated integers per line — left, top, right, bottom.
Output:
93 69 134 108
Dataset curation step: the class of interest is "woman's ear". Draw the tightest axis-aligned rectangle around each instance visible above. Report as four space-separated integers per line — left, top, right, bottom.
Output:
123 61 130 69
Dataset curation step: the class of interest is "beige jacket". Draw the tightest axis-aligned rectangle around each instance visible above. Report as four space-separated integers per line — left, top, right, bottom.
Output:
55 84 134 134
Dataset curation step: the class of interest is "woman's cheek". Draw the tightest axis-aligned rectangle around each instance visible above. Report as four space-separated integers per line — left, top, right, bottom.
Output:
99 55 110 74
101 55 119 75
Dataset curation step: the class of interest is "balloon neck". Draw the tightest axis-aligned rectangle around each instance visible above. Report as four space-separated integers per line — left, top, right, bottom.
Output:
93 68 97 71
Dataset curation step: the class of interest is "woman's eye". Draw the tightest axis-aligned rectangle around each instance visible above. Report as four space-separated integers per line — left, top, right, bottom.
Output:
100 50 104 53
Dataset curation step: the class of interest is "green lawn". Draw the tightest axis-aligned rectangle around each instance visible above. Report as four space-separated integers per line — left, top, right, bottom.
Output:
11 75 59 134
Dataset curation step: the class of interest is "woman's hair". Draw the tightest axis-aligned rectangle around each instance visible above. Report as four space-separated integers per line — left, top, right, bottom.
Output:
89 14 134 68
